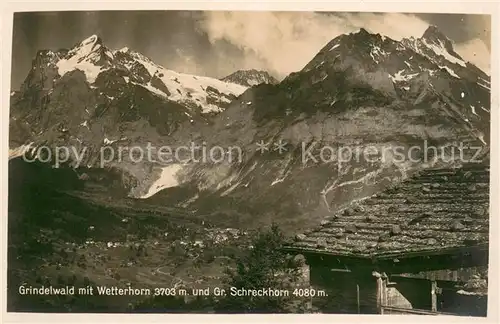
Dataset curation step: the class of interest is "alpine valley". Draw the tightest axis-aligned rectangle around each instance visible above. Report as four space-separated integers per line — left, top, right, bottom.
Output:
8 26 490 312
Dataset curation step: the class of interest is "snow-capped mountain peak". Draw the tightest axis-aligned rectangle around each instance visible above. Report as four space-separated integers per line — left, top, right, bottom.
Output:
24 34 248 115
56 34 114 83
10 33 255 168
73 34 102 52
295 25 489 146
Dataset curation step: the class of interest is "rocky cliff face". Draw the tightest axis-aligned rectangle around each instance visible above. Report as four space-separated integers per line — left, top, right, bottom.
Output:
141 26 490 230
9 26 490 230
221 69 279 87
10 35 247 146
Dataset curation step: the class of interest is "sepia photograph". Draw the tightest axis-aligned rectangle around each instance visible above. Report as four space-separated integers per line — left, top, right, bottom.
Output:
4 5 495 319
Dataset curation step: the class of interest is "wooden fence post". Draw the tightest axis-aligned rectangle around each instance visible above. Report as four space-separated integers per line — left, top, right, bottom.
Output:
376 277 385 314
357 284 360 314
431 280 437 312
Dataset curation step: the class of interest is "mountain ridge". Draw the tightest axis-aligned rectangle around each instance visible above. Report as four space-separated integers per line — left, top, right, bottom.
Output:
9 26 490 221
137 25 489 225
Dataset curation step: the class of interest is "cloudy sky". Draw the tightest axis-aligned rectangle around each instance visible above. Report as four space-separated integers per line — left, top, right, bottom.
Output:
11 11 490 89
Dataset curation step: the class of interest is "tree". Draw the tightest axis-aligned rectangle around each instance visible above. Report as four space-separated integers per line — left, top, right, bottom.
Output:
214 224 305 313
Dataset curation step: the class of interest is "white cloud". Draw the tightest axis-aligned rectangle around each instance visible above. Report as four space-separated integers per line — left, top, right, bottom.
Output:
198 12 489 77
198 11 348 78
456 38 491 74
341 12 430 41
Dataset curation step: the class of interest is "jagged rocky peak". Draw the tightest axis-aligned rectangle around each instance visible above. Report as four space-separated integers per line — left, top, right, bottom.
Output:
54 34 115 83
350 27 388 42
325 28 374 51
64 34 110 61
357 27 370 36
401 26 466 68
21 49 64 92
299 27 394 76
73 34 102 50
422 25 451 45
221 69 279 87
311 27 395 60
420 25 461 58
